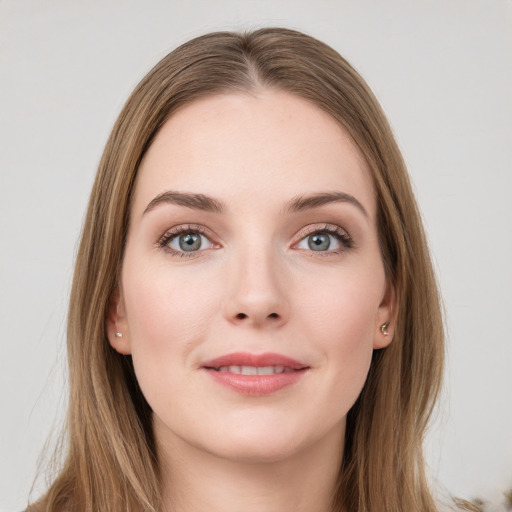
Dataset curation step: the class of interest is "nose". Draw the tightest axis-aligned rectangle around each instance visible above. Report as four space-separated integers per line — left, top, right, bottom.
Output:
223 247 289 329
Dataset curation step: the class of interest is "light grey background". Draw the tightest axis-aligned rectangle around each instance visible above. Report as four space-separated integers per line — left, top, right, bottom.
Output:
1 1 511 511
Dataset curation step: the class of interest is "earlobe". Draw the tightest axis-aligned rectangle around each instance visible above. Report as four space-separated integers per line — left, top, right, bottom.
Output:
106 287 132 355
380 322 390 336
373 281 397 349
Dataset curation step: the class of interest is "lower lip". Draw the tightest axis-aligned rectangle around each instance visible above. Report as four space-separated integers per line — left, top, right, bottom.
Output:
202 369 307 396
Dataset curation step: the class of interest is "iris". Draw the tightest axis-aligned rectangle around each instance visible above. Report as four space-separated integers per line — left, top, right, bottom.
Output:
308 233 331 251
179 233 201 251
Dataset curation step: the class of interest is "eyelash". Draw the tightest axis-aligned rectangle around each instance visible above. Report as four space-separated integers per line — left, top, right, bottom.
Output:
157 224 214 259
157 223 354 259
294 224 354 256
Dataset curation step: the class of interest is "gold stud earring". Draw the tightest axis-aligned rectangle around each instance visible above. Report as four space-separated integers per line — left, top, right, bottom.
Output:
380 322 390 335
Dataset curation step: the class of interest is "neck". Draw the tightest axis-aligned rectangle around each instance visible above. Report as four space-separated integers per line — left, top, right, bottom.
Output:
157 422 344 512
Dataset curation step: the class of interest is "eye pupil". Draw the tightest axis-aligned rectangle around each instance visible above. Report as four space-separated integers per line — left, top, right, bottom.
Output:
308 233 330 251
179 233 201 251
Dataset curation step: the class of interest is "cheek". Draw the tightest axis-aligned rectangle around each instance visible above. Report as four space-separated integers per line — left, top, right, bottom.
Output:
122 263 219 384
295 268 382 405
298 265 382 342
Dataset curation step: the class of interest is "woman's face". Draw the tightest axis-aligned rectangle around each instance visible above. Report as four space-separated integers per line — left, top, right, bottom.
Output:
109 90 394 463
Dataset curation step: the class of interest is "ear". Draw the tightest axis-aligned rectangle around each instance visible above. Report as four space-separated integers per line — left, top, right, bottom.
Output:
106 286 132 355
373 279 397 349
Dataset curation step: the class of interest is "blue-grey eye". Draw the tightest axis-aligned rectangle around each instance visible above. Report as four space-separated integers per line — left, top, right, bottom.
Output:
179 233 201 251
296 229 348 253
168 232 209 252
307 233 331 251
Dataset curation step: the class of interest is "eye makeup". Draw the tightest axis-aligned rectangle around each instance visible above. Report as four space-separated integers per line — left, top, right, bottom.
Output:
155 221 355 260
157 224 219 259
292 223 354 256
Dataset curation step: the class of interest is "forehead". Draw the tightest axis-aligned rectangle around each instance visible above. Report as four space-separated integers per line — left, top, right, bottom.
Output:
133 90 376 218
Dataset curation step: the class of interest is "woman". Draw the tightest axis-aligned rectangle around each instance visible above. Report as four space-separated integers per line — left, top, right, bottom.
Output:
28 27 473 512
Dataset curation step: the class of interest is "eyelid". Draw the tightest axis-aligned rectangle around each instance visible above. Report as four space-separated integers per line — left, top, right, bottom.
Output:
292 223 354 253
156 222 353 258
295 223 348 238
157 224 220 257
157 223 208 245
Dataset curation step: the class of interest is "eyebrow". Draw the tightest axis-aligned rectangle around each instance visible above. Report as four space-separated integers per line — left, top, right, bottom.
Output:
143 190 224 215
284 191 368 218
143 189 368 218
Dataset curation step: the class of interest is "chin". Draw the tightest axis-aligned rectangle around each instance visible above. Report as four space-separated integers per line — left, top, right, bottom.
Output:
204 434 308 464
195 414 344 465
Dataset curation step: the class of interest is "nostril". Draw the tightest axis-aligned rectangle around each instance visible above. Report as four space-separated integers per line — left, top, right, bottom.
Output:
234 312 280 321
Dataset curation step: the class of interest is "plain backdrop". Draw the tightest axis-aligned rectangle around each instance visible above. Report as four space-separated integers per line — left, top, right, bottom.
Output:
1 1 511 511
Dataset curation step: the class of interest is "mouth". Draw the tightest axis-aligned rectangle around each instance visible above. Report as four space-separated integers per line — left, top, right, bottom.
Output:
200 352 309 396
209 365 298 375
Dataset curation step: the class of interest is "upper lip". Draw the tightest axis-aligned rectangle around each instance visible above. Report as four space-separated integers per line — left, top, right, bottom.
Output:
201 352 308 370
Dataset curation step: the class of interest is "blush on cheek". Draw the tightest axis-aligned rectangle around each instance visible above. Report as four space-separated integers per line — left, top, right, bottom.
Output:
303 291 376 396
305 292 373 336
125 271 220 372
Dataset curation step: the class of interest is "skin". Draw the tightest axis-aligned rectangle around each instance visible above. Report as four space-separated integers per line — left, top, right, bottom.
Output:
108 90 395 512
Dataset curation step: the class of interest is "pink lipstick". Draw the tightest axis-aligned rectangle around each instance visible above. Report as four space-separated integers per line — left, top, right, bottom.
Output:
200 352 309 396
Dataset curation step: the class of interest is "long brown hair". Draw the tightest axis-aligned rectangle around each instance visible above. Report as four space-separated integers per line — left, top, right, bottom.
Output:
31 27 454 512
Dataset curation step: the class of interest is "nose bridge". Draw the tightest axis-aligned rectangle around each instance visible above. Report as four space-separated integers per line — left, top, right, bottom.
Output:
224 235 289 327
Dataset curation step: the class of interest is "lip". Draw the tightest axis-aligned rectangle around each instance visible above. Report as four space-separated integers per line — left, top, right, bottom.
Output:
202 352 308 370
200 352 309 396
